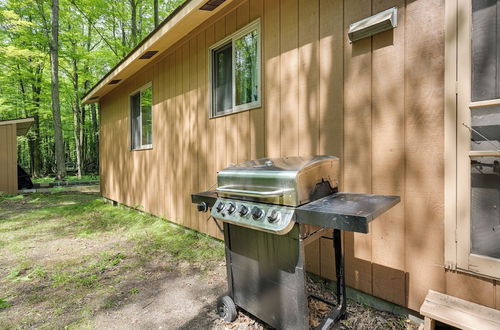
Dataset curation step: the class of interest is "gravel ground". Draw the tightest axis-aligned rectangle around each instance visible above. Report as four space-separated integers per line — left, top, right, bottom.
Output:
213 275 419 330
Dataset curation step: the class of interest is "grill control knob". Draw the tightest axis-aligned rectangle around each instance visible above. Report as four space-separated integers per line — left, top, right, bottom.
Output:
196 202 208 212
227 203 236 214
216 202 225 213
267 210 279 223
238 205 249 216
251 206 263 220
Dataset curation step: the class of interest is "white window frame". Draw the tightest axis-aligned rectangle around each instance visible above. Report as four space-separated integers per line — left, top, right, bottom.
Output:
445 0 500 279
130 82 153 151
208 18 261 118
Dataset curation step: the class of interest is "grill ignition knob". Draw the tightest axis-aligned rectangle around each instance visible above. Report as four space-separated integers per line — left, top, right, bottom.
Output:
267 210 279 223
238 205 249 216
251 206 263 220
227 203 236 214
216 202 225 213
196 202 208 212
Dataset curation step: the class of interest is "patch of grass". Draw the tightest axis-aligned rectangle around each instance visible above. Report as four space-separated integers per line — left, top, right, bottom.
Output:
0 194 24 203
32 175 99 184
6 260 33 281
0 298 10 310
5 262 47 283
0 191 225 328
29 265 47 279
50 252 125 288
49 186 65 194
129 288 139 295
133 225 225 265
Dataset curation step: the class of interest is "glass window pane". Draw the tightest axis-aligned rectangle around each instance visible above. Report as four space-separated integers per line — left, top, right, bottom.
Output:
472 0 500 101
131 92 141 149
471 156 500 259
213 43 232 114
471 105 500 151
141 87 152 146
234 30 258 106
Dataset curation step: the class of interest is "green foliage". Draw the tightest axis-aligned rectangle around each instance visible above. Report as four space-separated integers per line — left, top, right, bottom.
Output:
0 297 10 310
0 0 186 176
32 175 99 183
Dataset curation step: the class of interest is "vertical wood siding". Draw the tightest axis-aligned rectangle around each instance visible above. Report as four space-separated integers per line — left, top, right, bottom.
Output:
99 0 499 312
0 124 17 194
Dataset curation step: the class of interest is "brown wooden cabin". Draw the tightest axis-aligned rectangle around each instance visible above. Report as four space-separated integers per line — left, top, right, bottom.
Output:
0 118 34 194
83 0 500 314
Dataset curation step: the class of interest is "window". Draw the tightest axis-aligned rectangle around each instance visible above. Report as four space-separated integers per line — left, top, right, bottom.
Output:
130 83 153 150
446 0 500 279
467 0 500 264
209 19 261 117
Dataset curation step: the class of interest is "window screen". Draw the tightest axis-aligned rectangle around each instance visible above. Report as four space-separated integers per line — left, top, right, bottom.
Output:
213 43 233 115
131 85 153 150
470 1 500 260
472 0 500 101
471 157 500 259
470 107 500 259
471 105 500 151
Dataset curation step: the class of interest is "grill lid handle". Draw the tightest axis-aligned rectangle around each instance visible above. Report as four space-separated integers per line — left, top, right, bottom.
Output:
216 186 287 198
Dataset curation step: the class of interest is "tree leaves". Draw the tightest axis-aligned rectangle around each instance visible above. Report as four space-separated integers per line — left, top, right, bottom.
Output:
0 0 186 176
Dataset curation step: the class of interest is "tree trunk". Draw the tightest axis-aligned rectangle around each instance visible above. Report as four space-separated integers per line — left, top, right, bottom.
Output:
120 20 127 57
91 103 98 172
84 20 97 174
72 57 83 178
129 0 137 46
81 106 86 172
154 0 159 27
31 65 43 177
18 77 34 175
139 3 143 39
50 0 66 179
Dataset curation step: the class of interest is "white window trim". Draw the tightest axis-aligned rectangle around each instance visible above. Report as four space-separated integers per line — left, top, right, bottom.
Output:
208 18 261 118
130 82 153 151
445 0 500 279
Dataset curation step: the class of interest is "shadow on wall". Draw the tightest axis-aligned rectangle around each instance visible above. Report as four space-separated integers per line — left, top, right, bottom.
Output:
100 0 458 311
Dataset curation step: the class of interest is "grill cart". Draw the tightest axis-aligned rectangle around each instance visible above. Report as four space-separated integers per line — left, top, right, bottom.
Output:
192 156 400 329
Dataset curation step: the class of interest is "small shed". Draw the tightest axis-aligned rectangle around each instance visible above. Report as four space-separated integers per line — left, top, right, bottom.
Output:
0 118 34 194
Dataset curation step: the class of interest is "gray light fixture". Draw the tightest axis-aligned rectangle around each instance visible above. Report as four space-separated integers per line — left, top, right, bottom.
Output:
348 7 397 42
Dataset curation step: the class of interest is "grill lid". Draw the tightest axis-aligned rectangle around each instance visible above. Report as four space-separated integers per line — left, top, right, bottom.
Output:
216 155 340 206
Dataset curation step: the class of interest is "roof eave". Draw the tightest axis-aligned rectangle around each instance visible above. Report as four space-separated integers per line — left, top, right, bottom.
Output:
82 0 234 104
0 117 35 136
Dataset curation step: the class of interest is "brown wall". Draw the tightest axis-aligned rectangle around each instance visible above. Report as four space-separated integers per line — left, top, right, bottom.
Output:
99 0 500 312
0 124 17 194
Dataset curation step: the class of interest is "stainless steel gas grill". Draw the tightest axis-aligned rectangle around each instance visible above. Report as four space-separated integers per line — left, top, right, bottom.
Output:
192 156 400 329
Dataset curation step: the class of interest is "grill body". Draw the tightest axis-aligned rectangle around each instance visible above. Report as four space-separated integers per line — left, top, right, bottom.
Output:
224 224 308 329
192 156 400 329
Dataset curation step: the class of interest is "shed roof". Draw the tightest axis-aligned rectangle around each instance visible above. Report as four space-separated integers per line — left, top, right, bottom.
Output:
82 0 236 105
0 118 35 136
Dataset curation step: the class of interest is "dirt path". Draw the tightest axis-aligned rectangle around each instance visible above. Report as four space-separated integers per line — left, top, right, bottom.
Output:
92 266 226 329
0 192 227 329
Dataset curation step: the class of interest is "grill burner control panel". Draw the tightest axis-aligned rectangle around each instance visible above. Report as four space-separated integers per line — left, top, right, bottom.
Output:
211 198 296 235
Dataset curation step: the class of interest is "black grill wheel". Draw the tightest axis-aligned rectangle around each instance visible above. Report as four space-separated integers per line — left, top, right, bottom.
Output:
217 295 237 322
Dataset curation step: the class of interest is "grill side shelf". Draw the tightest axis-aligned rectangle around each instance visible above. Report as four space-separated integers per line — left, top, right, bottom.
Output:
295 193 401 233
191 190 218 208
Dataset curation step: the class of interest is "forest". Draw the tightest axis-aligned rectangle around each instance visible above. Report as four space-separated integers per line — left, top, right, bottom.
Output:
0 0 185 179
